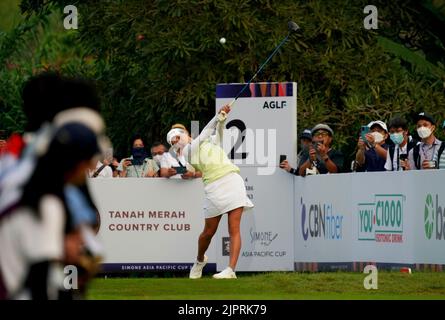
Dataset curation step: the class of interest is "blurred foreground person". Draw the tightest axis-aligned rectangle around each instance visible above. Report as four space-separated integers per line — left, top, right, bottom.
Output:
0 123 100 300
0 72 107 299
0 72 102 215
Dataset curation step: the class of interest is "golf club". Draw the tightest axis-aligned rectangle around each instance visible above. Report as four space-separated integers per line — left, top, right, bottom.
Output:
228 21 300 107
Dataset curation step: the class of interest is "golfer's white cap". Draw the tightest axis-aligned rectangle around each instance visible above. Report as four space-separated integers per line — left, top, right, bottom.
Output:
166 128 185 145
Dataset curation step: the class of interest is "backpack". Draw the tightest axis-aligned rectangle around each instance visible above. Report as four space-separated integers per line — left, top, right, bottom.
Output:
413 141 445 169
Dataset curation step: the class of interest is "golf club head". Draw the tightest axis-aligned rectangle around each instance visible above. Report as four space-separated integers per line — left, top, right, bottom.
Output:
288 21 300 33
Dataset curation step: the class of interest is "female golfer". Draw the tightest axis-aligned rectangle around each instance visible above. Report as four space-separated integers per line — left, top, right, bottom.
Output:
167 104 253 279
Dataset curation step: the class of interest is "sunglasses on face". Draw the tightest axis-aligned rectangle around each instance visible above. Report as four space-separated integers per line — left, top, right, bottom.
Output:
313 131 329 137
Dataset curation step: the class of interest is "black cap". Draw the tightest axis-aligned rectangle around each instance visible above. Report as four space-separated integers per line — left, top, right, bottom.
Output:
299 129 312 140
416 112 435 125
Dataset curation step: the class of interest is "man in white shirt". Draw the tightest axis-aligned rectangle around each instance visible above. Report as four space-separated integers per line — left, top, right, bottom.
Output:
89 159 113 178
384 117 418 171
151 141 201 179
406 112 442 170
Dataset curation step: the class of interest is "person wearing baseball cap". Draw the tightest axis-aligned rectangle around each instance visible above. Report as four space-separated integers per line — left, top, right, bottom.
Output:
280 128 313 175
384 116 419 171
299 129 312 141
406 112 444 170
297 123 344 176
355 120 389 172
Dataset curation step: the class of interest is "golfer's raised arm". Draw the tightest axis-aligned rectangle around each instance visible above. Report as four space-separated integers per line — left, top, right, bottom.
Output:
183 105 230 158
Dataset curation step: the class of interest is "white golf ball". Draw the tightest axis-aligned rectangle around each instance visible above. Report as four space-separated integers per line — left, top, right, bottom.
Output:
219 37 226 44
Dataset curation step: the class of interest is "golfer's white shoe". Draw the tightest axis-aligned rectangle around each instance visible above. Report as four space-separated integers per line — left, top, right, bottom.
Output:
213 267 237 279
189 255 208 279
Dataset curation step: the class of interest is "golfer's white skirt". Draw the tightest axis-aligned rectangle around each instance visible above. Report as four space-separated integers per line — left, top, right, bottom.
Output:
203 172 254 218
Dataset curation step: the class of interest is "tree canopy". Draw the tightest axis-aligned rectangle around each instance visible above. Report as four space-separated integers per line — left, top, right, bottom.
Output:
2 0 445 166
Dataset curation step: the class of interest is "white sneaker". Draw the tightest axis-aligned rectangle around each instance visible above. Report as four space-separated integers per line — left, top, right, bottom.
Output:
213 267 237 279
189 255 208 279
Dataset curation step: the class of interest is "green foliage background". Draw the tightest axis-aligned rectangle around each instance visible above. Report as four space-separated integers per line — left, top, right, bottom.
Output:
1 0 445 166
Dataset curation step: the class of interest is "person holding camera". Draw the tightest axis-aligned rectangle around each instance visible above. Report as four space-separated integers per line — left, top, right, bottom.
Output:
279 128 312 176
297 124 344 176
405 112 443 170
355 120 389 172
151 141 202 179
384 117 419 171
117 134 159 177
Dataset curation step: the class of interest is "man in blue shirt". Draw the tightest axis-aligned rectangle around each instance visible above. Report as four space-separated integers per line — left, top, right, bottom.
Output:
355 120 389 172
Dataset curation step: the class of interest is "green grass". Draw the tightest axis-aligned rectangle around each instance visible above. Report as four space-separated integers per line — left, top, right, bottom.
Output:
87 271 445 300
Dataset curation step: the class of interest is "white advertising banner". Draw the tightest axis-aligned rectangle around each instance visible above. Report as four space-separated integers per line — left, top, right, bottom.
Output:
294 173 353 267
410 170 445 265
88 178 213 273
294 170 445 270
349 171 414 264
87 171 445 273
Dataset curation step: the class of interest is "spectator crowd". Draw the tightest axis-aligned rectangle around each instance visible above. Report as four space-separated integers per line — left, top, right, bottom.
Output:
280 112 445 176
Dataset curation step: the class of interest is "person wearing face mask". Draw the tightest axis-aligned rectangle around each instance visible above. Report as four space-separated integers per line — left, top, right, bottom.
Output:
279 128 312 176
117 134 159 177
355 120 389 172
151 142 178 178
166 105 253 280
151 141 202 179
384 117 419 171
298 124 344 176
406 112 444 170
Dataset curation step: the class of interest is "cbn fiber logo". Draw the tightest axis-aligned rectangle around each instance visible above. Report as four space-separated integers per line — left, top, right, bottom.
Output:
357 194 405 243
423 194 445 240
300 198 344 241
424 194 434 240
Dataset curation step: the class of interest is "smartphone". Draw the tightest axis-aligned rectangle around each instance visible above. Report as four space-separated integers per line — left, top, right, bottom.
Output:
279 155 287 163
124 158 133 166
173 166 187 174
399 154 408 170
312 141 321 149
360 125 370 142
